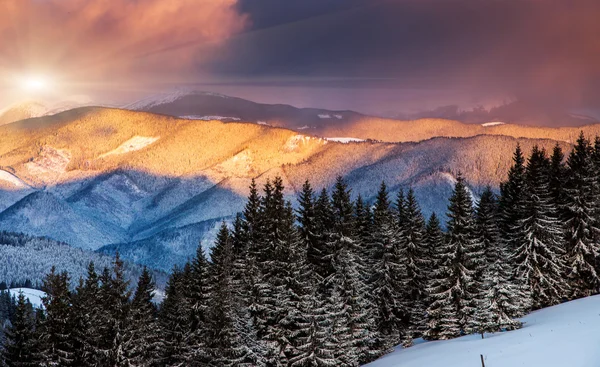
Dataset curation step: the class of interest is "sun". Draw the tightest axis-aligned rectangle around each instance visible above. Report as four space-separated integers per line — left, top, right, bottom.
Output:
21 75 50 92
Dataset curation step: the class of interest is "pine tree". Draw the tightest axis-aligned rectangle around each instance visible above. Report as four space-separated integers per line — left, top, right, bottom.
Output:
397 189 429 345
253 177 307 365
123 267 162 366
370 181 405 349
39 267 73 366
549 143 567 212
160 266 194 366
424 213 444 276
70 262 103 366
563 133 600 298
326 177 379 365
426 174 482 340
516 146 566 309
499 144 528 262
473 187 522 334
311 188 335 282
289 291 337 367
3 293 39 367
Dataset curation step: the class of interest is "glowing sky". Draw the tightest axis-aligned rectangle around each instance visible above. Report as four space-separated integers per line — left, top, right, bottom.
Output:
1 0 600 117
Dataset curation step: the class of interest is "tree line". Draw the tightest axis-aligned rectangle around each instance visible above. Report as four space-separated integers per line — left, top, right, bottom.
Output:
3 132 600 366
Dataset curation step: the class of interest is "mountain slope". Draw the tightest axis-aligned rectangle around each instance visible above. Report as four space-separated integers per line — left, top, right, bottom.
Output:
0 232 167 289
367 295 600 367
0 107 577 269
0 191 128 250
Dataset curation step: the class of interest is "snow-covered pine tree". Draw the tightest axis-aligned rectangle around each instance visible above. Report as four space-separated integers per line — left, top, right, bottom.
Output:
289 287 338 367
185 245 211 364
370 181 405 349
39 267 74 366
160 266 195 366
395 188 407 230
563 133 600 299
206 222 264 366
424 213 444 278
254 177 307 365
549 143 567 213
97 253 132 366
3 293 39 367
516 146 567 309
397 189 429 346
473 187 522 333
498 144 528 264
312 188 335 283
325 177 379 365
70 262 103 366
123 267 162 366
426 174 482 340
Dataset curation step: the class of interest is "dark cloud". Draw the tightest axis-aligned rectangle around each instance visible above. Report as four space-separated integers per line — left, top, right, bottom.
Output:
207 0 600 113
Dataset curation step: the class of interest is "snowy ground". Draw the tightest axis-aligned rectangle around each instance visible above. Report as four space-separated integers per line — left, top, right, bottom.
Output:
367 295 600 367
8 288 45 308
99 136 160 158
325 137 366 143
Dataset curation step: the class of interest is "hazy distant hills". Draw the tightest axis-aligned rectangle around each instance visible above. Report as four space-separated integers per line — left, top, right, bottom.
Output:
0 106 582 271
128 91 600 144
0 99 92 126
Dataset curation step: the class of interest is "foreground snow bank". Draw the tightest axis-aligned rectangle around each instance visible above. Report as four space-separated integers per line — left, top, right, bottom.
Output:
367 295 600 367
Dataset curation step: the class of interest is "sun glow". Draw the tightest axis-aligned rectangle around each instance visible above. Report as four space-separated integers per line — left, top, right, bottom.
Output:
21 76 50 92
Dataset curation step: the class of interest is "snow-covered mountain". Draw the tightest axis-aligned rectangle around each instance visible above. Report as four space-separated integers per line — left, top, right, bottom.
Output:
126 90 364 133
0 107 589 271
367 294 600 367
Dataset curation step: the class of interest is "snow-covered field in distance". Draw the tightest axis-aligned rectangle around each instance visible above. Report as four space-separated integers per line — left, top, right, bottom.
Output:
367 295 600 367
7 288 45 308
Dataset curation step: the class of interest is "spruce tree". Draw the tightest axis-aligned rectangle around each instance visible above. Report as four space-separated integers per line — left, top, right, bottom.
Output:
326 177 379 364
473 187 522 333
123 267 162 366
70 262 103 366
424 213 444 276
516 146 566 309
549 143 567 213
3 293 39 367
498 144 528 262
397 189 429 345
39 267 73 366
160 267 194 366
426 174 482 339
563 133 600 298
254 177 306 365
370 181 405 349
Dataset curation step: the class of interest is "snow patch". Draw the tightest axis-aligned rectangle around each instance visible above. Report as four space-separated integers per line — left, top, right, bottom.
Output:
0 170 29 189
257 121 269 125
26 146 71 175
367 295 600 367
318 114 332 119
8 288 46 308
334 114 343 119
297 125 310 130
180 115 241 121
481 121 506 127
283 135 323 151
99 136 159 158
325 137 365 143
440 172 478 203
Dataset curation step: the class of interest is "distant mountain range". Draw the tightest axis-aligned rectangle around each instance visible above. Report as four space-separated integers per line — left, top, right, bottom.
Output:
0 100 590 272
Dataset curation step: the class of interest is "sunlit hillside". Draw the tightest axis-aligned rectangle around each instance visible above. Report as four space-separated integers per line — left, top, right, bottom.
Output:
0 108 578 269
318 116 600 143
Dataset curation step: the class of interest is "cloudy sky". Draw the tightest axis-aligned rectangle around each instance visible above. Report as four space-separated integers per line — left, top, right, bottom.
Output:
1 0 599 115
